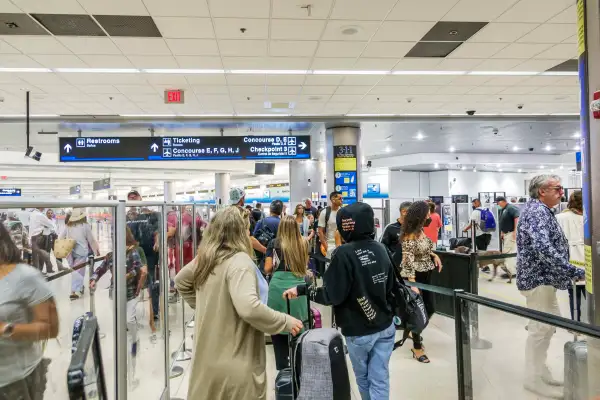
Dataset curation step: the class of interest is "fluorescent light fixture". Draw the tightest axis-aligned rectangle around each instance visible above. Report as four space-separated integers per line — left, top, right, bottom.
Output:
573 132 581 138
415 132 424 140
384 146 392 153
574 144 581 150
120 114 176 117
461 166 466 170
545 145 552 151
512 146 519 151
319 148 324 154
473 167 477 172
230 69 308 74
540 165 545 169
449 146 456 152
392 70 466 75
498 169 503 172
346 113 395 117
468 71 537 76
496 163 501 167
0 67 51 73
518 169 522 173
144 69 224 74
539 71 578 76
235 114 291 117
176 114 234 117
560 165 564 169
550 112 579 116
434 163 439 169
55 68 139 73
313 70 389 75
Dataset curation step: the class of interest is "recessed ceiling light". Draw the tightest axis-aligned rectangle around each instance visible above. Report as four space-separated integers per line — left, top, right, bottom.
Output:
551 169 555 173
384 146 392 153
573 132 581 138
472 167 477 172
518 169 522 173
434 163 439 169
319 148 324 154
512 146 519 151
540 165 545 169
574 144 581 150
545 145 552 151
449 146 456 152
496 163 501 167
461 166 466 170
498 169 503 172
416 132 424 140
308 96 323 101
560 165 564 169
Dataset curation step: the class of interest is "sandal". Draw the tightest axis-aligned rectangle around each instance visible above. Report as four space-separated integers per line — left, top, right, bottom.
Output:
411 349 430 363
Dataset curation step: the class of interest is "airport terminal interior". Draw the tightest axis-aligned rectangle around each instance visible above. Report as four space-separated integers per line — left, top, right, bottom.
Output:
0 0 600 399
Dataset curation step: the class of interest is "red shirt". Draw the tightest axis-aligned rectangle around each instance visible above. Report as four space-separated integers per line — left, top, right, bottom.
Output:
423 212 442 244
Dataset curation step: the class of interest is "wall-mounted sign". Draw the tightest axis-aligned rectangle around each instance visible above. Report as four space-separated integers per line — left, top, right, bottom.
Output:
164 89 184 104
266 182 290 188
0 188 21 196
245 185 261 190
70 185 81 195
333 145 358 204
367 183 380 195
93 178 111 191
59 135 311 162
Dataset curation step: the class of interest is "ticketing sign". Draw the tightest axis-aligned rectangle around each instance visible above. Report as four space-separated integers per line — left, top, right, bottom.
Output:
59 135 311 162
0 188 21 196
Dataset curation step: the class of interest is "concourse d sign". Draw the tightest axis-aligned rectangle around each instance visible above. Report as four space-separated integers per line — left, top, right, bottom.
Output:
59 135 311 162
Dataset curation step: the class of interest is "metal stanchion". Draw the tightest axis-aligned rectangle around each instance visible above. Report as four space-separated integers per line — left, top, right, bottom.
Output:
88 255 106 339
468 231 493 351
172 206 192 362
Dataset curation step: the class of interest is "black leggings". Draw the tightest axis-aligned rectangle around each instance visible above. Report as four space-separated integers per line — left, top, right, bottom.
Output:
412 269 435 350
568 285 587 322
271 334 290 370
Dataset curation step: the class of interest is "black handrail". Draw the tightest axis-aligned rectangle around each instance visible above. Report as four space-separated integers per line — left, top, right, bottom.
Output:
457 291 600 338
46 255 106 282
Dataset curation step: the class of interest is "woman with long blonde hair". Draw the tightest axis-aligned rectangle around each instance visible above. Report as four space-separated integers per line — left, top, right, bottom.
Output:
264 215 311 370
175 207 302 400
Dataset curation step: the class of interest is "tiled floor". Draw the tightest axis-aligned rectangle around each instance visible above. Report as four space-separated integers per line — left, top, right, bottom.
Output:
42 234 584 400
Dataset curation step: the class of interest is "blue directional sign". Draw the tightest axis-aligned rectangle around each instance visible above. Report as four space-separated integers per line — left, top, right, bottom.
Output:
59 135 311 162
0 188 21 196
334 171 357 185
367 183 380 194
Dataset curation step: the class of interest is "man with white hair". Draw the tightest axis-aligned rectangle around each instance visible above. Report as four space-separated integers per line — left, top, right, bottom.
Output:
304 198 318 217
517 174 585 398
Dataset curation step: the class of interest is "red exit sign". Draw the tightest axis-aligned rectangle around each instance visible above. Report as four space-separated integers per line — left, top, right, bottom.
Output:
164 89 184 104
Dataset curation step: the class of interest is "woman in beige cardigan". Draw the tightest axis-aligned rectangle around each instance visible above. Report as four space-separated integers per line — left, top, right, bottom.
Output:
175 207 303 400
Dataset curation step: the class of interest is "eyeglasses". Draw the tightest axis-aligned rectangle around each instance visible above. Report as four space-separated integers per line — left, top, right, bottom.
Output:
547 185 564 192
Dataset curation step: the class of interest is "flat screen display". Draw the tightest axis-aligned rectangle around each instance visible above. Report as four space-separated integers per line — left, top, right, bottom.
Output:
255 163 275 175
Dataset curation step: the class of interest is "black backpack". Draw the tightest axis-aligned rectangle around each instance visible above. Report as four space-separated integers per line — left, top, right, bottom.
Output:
255 224 275 247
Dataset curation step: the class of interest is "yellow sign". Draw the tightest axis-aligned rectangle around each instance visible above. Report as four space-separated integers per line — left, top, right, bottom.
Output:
334 157 357 171
577 0 585 56
585 244 593 294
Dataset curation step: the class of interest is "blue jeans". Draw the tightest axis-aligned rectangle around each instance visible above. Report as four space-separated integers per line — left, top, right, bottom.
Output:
346 323 396 400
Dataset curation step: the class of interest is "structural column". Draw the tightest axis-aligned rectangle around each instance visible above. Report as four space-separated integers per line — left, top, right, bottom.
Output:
579 0 600 396
164 181 175 203
91 192 98 200
325 124 362 203
215 172 230 208
289 160 325 207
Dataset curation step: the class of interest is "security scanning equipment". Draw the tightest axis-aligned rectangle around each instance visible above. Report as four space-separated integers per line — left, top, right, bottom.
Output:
24 146 42 161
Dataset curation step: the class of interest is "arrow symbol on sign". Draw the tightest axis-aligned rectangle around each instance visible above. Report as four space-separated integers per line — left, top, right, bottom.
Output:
150 143 159 152
298 142 307 150
64 144 72 153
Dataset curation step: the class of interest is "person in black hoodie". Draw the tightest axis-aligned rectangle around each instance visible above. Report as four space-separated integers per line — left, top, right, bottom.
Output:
283 202 396 400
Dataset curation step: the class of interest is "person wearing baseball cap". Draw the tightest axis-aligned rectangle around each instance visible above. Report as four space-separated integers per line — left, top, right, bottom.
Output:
229 187 246 207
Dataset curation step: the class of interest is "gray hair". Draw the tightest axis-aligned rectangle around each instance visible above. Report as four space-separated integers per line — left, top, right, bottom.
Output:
529 174 561 199
399 201 413 212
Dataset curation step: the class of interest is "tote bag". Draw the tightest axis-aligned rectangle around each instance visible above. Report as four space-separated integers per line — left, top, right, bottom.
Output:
54 228 76 259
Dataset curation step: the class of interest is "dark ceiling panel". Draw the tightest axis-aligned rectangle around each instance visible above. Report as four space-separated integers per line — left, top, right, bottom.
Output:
421 21 488 42
0 13 48 35
94 15 161 37
405 41 462 58
546 59 578 72
32 14 105 36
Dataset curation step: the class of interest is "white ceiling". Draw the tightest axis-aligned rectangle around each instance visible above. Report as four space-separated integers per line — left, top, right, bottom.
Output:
0 0 580 117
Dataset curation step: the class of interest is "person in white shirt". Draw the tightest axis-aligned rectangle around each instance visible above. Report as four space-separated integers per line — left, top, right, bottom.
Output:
29 208 58 274
462 198 492 251
318 191 343 259
556 190 585 322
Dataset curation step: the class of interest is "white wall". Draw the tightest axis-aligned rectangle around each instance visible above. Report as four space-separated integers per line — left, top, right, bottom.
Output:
389 170 430 199
448 170 527 198
362 168 389 196
429 170 450 197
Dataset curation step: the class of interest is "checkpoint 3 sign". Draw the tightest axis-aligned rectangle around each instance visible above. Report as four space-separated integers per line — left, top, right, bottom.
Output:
59 135 311 162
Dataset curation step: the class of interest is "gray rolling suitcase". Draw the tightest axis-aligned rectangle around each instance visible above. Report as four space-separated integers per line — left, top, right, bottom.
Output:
564 279 588 400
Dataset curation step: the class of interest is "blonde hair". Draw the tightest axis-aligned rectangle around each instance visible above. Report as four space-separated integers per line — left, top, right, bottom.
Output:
277 215 309 278
193 206 253 288
294 203 305 217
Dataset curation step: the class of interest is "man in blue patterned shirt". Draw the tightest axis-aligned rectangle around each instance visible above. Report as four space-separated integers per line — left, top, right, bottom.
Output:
517 174 585 398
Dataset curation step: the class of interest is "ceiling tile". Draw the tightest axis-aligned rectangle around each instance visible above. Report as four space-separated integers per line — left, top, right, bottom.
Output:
362 42 413 58
301 85 339 95
435 58 483 70
330 0 396 20
175 56 223 68
422 21 488 42
562 35 577 44
481 75 530 86
548 4 576 23
225 74 264 85
228 85 265 94
0 39 19 54
3 36 71 54
16 72 67 84
468 86 506 95
207 0 270 18
303 75 344 85
79 54 135 68
270 19 326 40
35 83 81 93
78 0 149 15
11 0 85 13
436 85 477 94
388 0 460 21
315 41 367 58
450 75 491 85
392 58 442 70
545 59 577 72
334 86 372 95
0 13 49 35
185 74 226 84
321 20 381 41
442 0 519 21
517 23 576 44
154 17 214 38
496 0 573 23
340 75 383 85
128 55 179 68
311 57 357 69
533 44 577 59
369 84 414 93
492 43 553 58
353 58 398 70
271 0 333 19
499 86 537 94
513 58 568 72
219 40 267 57
266 75 306 85
32 14 106 36
405 41 462 58
192 85 229 94
222 56 311 69
266 85 302 94
469 22 538 42
143 0 209 17
164 38 218 55
448 42 507 58
471 58 524 70
29 54 87 68
410 75 456 85
519 75 569 85
58 37 122 55
77 84 120 94
269 40 318 57
213 18 268 40
94 15 161 37
374 21 436 42
0 0 23 13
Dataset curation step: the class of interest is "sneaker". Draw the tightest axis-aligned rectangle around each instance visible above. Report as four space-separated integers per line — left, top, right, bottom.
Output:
481 266 491 273
542 369 564 386
70 292 80 300
524 380 564 399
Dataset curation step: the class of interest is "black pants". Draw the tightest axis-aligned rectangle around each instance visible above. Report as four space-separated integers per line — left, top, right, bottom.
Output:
31 234 52 272
568 285 587 321
145 250 160 321
475 234 492 251
271 334 290 370
412 269 435 350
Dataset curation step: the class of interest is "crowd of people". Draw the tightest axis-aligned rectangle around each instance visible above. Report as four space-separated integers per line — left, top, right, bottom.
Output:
0 173 589 400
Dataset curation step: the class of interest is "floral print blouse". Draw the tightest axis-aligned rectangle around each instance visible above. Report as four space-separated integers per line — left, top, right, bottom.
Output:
400 234 435 279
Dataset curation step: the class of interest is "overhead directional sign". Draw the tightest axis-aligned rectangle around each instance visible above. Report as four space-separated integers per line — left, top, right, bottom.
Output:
0 188 21 196
59 135 311 162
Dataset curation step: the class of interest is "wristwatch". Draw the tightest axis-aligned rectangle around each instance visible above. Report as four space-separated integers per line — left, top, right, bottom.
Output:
1 323 15 338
